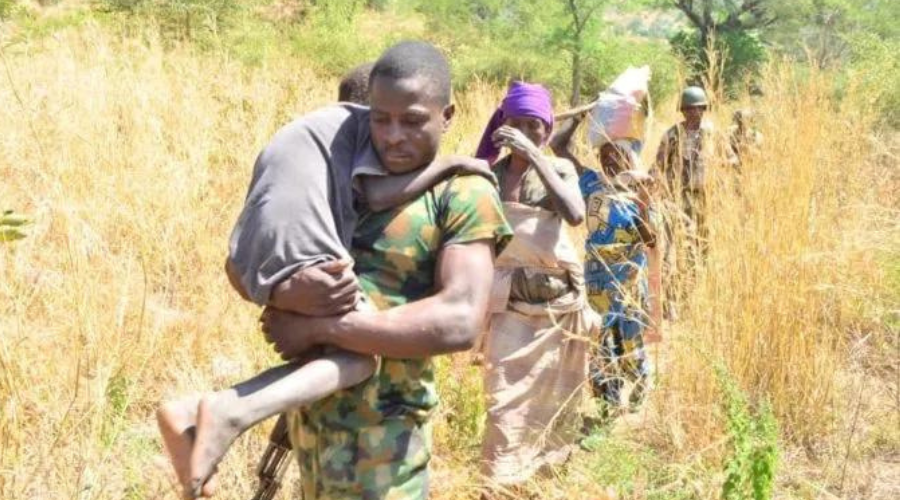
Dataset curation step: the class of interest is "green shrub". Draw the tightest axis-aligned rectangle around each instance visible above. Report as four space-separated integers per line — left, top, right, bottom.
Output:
845 33 900 128
98 0 148 14
717 364 779 500
289 0 380 75
0 0 16 20
99 0 240 42
670 28 767 96
1 210 30 243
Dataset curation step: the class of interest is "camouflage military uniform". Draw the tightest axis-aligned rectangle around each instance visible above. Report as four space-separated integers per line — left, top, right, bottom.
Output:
288 175 512 500
656 121 716 312
658 122 715 236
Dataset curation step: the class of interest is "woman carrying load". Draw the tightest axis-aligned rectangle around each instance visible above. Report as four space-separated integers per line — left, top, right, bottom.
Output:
551 112 657 417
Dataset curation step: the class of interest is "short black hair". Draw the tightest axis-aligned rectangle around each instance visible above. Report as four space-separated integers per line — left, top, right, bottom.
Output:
338 62 374 104
369 41 451 106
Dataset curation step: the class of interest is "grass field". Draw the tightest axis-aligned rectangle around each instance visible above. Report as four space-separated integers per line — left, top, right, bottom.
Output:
1 10 898 500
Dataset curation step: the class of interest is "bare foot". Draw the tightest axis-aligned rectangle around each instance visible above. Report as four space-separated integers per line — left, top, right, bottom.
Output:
190 392 244 498
157 397 218 499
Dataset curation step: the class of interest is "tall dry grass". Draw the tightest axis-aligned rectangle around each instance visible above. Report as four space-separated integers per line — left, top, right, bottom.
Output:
1 22 896 500
633 60 899 496
0 23 339 498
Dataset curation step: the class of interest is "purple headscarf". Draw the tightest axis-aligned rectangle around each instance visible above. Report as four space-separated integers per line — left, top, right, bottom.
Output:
475 81 555 164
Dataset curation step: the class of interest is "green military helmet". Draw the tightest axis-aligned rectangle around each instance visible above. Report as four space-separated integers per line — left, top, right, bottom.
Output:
680 86 709 109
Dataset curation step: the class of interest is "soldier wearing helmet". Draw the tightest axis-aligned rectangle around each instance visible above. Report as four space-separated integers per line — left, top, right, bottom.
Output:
655 86 713 197
653 86 715 319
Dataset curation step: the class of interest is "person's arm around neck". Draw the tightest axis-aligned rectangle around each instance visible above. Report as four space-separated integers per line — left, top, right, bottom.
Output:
362 156 495 212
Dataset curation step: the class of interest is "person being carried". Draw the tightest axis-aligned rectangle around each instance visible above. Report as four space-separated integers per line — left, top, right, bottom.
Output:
338 61 375 105
552 116 657 418
156 58 495 498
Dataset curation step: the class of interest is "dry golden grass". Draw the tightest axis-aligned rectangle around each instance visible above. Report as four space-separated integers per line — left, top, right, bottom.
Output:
1 21 897 500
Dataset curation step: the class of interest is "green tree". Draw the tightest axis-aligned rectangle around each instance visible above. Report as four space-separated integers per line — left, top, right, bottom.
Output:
766 0 900 66
665 1 772 90
669 0 775 57
551 0 607 105
407 0 679 104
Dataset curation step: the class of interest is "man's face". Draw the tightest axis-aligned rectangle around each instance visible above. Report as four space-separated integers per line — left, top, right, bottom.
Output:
682 105 706 129
369 75 454 174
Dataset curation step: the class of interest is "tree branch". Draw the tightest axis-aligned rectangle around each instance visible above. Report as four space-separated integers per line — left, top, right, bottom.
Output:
674 0 705 30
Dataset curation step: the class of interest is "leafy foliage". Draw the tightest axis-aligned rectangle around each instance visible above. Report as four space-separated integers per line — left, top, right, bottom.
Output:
717 364 779 500
289 0 384 75
766 0 900 65
413 0 680 106
845 32 900 127
0 210 30 243
670 27 766 94
0 0 15 20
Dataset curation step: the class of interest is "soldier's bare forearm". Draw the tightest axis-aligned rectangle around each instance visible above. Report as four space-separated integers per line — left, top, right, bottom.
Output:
274 241 495 359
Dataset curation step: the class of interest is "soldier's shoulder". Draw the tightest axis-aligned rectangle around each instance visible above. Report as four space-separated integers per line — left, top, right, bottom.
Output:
440 173 498 198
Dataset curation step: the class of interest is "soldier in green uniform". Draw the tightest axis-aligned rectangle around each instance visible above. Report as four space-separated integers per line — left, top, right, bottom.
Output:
653 86 716 318
260 42 512 499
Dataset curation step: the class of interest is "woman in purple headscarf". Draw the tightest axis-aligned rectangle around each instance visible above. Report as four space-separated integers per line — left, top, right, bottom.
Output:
477 82 592 490
475 82 585 225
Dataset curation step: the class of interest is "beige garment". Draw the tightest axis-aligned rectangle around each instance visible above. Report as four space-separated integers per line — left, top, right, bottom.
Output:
492 155 581 303
481 202 594 486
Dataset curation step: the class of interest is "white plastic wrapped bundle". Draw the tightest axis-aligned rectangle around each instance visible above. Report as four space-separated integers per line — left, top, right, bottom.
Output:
588 66 652 148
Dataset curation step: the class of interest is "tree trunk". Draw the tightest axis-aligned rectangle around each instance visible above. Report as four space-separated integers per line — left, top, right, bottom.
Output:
699 26 710 70
571 48 582 106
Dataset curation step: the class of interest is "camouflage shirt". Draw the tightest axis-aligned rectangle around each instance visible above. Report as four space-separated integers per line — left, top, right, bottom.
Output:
291 174 511 499
657 121 715 193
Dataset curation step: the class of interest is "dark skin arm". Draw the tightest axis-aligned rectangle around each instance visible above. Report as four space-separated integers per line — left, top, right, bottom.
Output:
362 155 495 212
225 256 359 316
494 125 585 226
548 114 590 177
619 171 657 248
261 240 496 360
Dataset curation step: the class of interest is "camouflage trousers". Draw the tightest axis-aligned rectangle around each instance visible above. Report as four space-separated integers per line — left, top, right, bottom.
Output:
288 410 431 500
681 188 708 265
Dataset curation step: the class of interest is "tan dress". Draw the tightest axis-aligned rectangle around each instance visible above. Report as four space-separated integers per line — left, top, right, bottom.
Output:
480 157 594 486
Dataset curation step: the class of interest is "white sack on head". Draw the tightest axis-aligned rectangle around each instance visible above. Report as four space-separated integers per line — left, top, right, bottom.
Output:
588 65 652 149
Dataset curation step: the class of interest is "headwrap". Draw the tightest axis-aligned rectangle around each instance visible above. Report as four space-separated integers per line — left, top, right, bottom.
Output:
475 81 555 164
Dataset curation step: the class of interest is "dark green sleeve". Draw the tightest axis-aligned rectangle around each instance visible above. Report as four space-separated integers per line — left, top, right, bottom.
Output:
439 175 513 255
